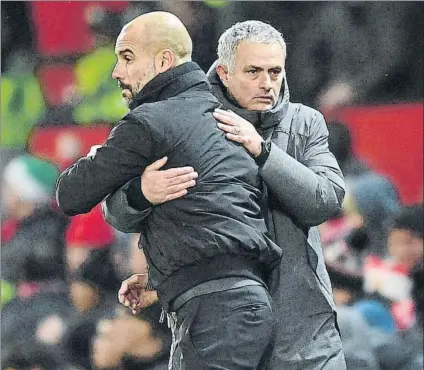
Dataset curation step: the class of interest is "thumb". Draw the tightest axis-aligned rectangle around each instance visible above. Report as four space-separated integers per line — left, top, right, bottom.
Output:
145 156 168 171
138 290 159 309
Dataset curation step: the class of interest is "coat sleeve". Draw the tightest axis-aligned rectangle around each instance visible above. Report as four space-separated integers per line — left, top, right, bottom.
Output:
56 115 153 216
259 111 345 226
101 178 152 233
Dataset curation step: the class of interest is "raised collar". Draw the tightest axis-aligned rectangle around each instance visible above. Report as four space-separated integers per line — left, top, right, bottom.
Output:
129 62 210 109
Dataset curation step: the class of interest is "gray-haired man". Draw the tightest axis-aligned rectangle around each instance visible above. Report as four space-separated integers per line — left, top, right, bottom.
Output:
105 20 347 370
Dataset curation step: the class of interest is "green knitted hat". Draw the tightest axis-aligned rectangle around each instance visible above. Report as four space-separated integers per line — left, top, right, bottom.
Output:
3 154 59 204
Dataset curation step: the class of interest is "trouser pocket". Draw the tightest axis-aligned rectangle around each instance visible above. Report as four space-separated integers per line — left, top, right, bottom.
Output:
172 285 276 370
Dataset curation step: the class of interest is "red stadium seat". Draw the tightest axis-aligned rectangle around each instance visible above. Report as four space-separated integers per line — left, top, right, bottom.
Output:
333 103 423 204
29 2 128 57
37 64 76 106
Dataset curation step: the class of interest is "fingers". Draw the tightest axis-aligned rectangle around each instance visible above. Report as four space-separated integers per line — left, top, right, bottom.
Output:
118 274 148 307
164 166 197 179
215 108 234 116
218 123 247 143
166 171 198 185
163 179 197 202
167 179 197 193
217 122 236 134
213 110 235 125
118 282 136 307
142 161 198 204
118 292 136 308
225 133 249 144
164 189 188 202
145 156 168 171
130 291 159 314
119 289 140 311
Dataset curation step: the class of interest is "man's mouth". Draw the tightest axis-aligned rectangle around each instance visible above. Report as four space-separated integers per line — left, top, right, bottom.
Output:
118 81 131 92
256 95 273 102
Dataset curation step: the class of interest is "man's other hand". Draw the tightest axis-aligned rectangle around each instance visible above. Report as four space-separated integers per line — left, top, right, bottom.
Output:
142 156 198 205
87 145 102 158
118 274 158 315
213 108 263 157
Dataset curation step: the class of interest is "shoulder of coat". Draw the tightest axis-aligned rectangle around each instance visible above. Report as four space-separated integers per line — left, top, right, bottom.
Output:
291 103 325 136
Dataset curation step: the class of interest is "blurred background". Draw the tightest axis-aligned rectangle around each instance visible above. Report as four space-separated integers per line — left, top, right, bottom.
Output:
1 2 423 370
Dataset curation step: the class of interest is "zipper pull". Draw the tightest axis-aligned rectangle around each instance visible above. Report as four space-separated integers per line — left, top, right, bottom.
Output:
159 308 165 324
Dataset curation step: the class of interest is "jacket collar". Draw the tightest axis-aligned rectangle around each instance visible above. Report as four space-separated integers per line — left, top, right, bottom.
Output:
207 60 291 131
130 61 210 109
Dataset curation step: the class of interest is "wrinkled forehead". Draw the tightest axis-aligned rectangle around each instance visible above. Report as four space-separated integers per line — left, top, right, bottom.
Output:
115 25 142 54
235 41 285 69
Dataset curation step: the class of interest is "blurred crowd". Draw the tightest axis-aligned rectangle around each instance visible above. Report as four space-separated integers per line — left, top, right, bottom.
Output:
1 154 171 369
1 2 423 370
320 122 423 370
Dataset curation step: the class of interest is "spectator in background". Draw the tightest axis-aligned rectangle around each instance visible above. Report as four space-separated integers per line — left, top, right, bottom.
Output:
0 155 70 367
325 173 400 272
68 248 121 316
1 341 65 370
63 247 121 369
362 204 423 331
1 154 67 288
370 263 423 370
91 306 171 370
91 234 171 369
327 264 364 307
327 120 370 179
1 52 46 148
1 234 72 331
387 204 423 273
326 206 424 370
65 203 116 272
63 243 171 370
72 6 128 125
1 235 73 362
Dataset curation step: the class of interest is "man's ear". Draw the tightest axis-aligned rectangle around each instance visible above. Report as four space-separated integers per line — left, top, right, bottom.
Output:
216 64 230 87
155 49 175 73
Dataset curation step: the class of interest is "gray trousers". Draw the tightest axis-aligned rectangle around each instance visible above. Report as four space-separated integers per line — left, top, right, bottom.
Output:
168 284 276 370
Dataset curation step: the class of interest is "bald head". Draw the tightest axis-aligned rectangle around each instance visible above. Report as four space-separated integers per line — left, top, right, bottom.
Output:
124 11 192 61
112 12 193 108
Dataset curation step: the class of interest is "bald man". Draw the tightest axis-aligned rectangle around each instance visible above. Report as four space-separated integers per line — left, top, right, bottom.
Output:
56 12 280 370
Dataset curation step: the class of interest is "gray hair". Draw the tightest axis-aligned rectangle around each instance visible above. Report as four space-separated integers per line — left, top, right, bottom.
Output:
217 20 286 73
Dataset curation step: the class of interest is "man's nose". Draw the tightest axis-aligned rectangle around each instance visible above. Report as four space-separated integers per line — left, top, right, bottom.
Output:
259 73 272 90
112 63 123 81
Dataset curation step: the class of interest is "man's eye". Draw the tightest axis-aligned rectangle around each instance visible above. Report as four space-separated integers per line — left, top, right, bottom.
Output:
247 69 257 75
271 70 281 76
124 56 132 62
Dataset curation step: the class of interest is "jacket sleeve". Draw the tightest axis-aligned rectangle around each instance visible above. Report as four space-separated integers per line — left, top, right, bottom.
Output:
56 115 153 216
259 111 345 226
102 178 152 233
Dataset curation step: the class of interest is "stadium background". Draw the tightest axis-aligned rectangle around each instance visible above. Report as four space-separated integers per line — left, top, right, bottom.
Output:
1 2 423 369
